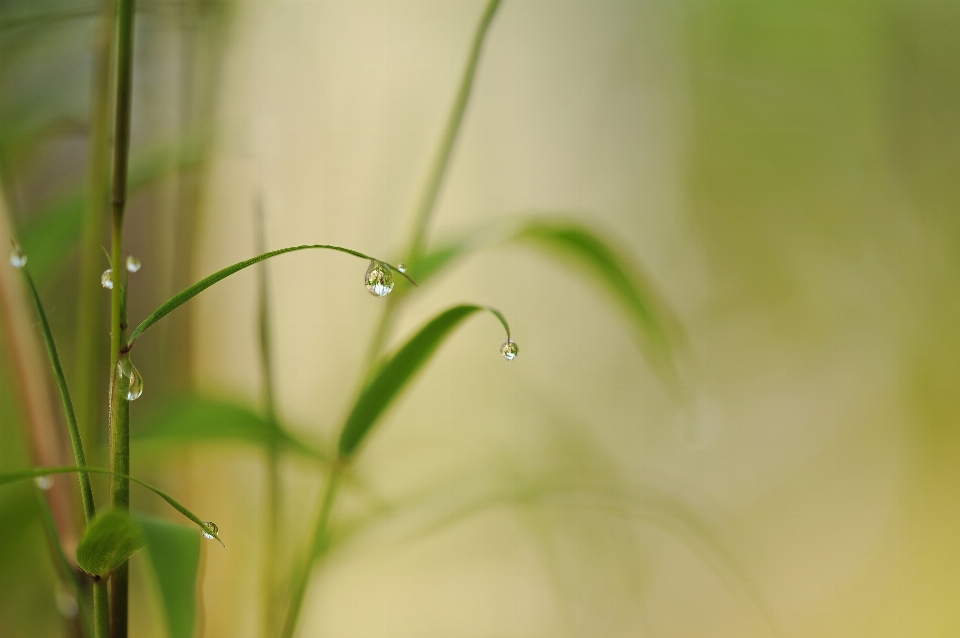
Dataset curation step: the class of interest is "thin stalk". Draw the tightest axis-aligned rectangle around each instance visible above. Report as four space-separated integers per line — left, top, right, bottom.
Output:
107 0 137 635
93 581 110 638
74 0 116 456
278 465 341 638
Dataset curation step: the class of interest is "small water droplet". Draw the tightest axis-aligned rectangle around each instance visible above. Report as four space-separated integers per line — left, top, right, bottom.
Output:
500 340 519 361
125 255 141 273
54 582 78 619
364 260 394 297
9 245 27 268
34 475 54 491
117 358 143 401
201 521 218 540
396 263 407 274
101 269 113 289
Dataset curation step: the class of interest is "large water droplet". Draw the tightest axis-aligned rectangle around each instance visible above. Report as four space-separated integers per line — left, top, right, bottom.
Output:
396 263 407 274
126 255 141 273
9 245 26 268
364 260 394 297
500 340 519 361
117 358 143 401
34 475 54 491
201 521 218 540
101 269 113 289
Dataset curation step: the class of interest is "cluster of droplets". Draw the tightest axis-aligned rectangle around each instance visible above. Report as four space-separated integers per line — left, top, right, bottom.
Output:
9 245 26 269
201 521 218 540
500 339 519 361
116 358 143 401
364 260 395 297
102 255 141 289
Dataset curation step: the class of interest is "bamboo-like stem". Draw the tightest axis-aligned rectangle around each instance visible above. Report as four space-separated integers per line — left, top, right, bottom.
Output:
74 0 117 456
107 0 137 635
93 581 110 638
279 465 341 638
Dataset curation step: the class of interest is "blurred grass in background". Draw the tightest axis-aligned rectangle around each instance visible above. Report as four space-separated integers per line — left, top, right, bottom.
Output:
3 0 960 637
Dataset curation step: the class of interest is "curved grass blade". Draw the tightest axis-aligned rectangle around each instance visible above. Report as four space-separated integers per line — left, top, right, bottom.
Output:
338 304 511 459
19 266 96 521
136 515 201 638
0 467 221 545
417 215 688 398
76 510 145 579
126 245 416 348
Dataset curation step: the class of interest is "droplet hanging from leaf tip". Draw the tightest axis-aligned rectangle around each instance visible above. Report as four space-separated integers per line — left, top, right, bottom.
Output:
397 262 407 274
201 521 218 540
101 269 113 289
34 475 53 491
9 245 26 268
500 339 519 361
118 358 143 401
364 260 394 297
126 255 141 273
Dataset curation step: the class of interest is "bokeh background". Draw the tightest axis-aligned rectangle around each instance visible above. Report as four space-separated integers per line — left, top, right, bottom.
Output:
3 0 960 636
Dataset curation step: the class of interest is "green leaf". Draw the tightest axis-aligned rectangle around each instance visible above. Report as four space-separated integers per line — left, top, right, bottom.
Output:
75 510 145 578
0 466 221 545
417 216 688 398
133 395 326 460
338 304 511 458
127 245 415 348
136 515 201 638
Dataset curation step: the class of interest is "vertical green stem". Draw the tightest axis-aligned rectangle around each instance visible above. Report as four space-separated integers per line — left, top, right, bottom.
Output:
278 465 341 638
93 581 110 638
108 0 137 636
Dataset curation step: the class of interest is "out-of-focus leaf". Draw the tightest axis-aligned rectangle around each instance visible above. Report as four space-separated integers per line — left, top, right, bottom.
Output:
136 514 201 638
19 141 205 283
133 395 325 460
416 216 688 397
0 466 221 544
127 245 414 347
338 304 511 458
75 510 145 578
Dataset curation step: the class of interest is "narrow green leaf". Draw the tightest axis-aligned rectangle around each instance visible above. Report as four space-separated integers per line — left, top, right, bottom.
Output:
338 304 511 458
127 245 415 348
0 467 221 544
136 515 201 638
76 510 145 578
133 395 326 461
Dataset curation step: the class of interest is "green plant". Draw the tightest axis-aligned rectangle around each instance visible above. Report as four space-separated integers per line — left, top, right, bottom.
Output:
0 1 752 637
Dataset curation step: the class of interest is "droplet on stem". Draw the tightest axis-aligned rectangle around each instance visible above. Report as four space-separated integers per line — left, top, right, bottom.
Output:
117 358 143 401
202 521 218 540
101 269 113 289
500 340 519 361
364 260 394 297
126 255 141 273
9 245 26 268
34 475 54 491
396 263 407 274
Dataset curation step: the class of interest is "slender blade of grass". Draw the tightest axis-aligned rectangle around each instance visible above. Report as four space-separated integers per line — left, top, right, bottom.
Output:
0 467 221 545
76 510 145 579
126 244 415 347
338 304 511 459
136 515 201 638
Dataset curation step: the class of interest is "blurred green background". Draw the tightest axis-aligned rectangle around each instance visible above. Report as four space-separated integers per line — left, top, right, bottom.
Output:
3 0 960 636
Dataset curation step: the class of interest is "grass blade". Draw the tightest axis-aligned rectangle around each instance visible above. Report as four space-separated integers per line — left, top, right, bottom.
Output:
338 304 511 458
0 467 221 545
126 245 415 348
76 510 145 579
136 515 201 638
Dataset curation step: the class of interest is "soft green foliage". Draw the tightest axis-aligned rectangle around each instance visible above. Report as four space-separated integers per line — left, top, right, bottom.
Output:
338 305 510 458
76 510 145 579
137 515 202 638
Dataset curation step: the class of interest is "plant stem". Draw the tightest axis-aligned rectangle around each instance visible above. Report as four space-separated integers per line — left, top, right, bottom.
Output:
94 581 110 638
279 464 341 638
107 0 137 635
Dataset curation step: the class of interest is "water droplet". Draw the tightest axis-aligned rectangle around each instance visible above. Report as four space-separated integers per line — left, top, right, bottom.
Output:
396 263 407 274
54 583 78 619
117 358 143 401
34 475 54 491
9 245 27 268
500 340 519 361
101 269 113 289
364 260 394 297
201 521 218 540
125 255 141 273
